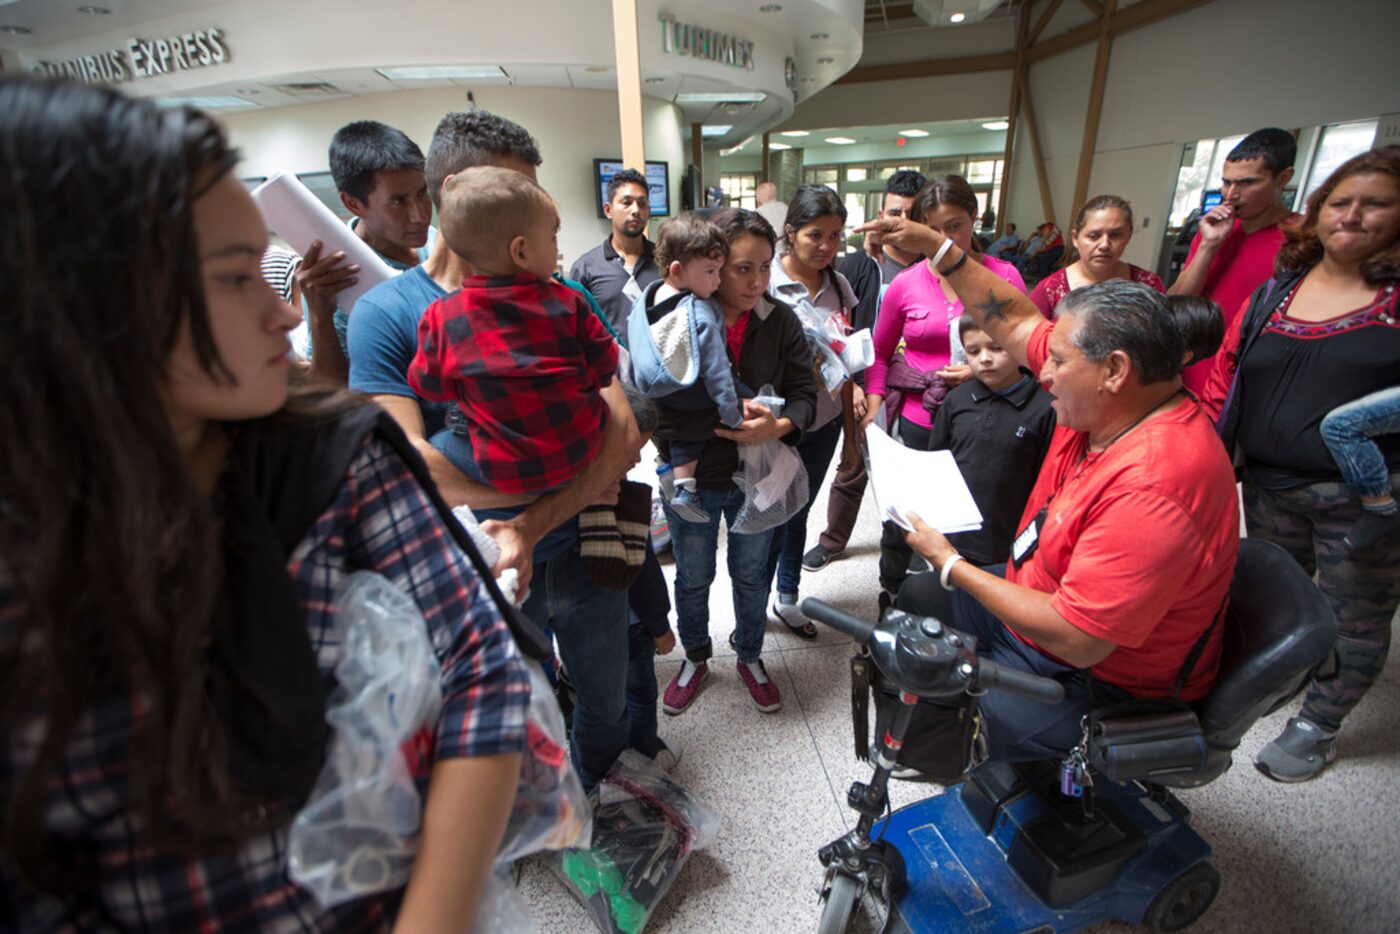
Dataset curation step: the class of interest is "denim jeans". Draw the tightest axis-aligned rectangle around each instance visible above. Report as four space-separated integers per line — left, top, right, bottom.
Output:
897 567 1128 760
1320 385 1400 500
767 418 842 597
666 485 777 664
626 623 662 758
520 543 629 791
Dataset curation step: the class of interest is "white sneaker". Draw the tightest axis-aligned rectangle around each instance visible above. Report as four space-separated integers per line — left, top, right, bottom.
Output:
653 738 682 772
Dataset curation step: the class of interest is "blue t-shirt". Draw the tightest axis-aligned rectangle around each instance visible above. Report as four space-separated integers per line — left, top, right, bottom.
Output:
347 264 579 565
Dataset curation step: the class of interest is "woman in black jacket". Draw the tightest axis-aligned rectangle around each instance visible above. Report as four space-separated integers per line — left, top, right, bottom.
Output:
656 209 817 717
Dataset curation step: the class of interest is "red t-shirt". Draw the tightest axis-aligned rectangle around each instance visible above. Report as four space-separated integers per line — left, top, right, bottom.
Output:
1181 216 1295 395
1010 321 1240 699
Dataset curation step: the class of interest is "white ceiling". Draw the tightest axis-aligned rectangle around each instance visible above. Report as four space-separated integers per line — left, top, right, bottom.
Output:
0 0 229 46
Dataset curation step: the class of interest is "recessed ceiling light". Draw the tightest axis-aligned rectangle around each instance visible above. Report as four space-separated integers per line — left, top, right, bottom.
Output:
78 5 111 14
950 12 967 23
825 136 856 145
675 92 767 104
585 66 610 74
817 57 834 64
759 3 782 12
700 125 733 137
899 129 930 138
376 65 507 80
769 142 792 151
780 130 810 137
0 25 32 35
810 32 829 40
644 77 666 84
982 121 1010 131
156 96 257 110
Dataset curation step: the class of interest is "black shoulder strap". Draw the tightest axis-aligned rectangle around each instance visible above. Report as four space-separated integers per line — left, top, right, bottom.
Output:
240 405 552 663
1171 594 1229 701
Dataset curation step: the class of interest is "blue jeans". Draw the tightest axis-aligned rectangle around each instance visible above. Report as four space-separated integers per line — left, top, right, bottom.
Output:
896 567 1129 760
1320 385 1400 500
767 418 842 597
666 486 777 664
521 544 630 791
626 623 661 757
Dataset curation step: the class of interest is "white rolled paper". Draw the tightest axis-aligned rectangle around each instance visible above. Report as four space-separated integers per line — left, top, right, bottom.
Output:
250 172 397 312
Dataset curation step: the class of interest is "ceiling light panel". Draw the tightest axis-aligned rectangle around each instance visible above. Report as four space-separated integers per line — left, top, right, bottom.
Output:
700 125 733 137
899 129 929 138
376 65 506 80
825 136 856 145
675 92 767 104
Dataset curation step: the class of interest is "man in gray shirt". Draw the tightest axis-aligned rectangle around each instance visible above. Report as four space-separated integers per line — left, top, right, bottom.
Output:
569 168 660 333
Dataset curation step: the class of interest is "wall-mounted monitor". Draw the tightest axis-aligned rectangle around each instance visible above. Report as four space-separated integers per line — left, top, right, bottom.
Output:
593 159 670 218
1201 189 1223 211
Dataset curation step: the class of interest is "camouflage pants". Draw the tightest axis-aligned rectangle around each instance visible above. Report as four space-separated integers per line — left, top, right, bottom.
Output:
1243 472 1400 732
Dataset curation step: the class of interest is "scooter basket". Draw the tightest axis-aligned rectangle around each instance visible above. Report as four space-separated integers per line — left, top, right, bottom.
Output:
855 654 978 785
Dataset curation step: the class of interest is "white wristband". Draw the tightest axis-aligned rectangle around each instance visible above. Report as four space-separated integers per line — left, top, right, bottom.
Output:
940 554 964 591
930 237 954 271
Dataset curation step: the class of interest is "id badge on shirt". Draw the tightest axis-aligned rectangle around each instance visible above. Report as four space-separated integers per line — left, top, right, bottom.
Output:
1011 505 1047 569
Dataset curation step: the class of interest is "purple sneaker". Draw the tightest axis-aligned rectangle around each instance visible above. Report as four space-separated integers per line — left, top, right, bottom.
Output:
736 659 782 713
662 661 708 715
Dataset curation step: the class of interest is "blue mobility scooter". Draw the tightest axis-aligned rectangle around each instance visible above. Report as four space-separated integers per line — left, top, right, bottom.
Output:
802 539 1337 933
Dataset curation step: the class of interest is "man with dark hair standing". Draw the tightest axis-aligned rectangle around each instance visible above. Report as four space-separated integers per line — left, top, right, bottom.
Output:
804 169 926 571
570 168 660 333
297 120 434 366
1169 127 1299 393
346 110 645 792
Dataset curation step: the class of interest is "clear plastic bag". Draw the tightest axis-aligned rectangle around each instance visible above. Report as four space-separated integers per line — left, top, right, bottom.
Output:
453 504 521 605
730 386 809 535
288 572 444 908
549 750 720 934
498 659 593 863
471 864 539 934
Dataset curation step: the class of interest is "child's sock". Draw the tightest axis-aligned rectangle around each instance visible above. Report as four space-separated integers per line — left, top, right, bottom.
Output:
579 504 629 591
1361 494 1398 516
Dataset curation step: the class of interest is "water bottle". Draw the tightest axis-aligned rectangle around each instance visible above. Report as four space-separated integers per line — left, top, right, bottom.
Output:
656 462 676 502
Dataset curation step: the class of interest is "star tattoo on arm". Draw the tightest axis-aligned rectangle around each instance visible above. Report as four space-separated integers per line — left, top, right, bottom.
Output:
974 289 1012 324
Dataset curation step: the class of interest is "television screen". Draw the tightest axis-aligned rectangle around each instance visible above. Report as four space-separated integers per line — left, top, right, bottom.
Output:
1201 189 1223 211
594 159 670 218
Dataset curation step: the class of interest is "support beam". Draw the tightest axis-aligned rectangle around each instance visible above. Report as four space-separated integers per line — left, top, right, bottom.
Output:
1028 0 1066 47
1069 0 1117 232
1016 66 1055 227
691 122 703 177
835 51 1015 85
610 0 645 170
761 132 771 183
1026 0 1214 64
996 1 1032 233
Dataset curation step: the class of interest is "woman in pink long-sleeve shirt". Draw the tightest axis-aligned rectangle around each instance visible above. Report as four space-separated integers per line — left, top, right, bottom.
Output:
858 175 1026 598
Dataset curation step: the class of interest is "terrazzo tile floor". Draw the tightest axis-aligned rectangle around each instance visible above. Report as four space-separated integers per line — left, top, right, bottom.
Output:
514 447 1400 933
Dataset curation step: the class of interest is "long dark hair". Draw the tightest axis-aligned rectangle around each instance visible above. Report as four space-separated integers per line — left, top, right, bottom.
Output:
0 78 333 887
782 184 846 250
1276 145 1400 285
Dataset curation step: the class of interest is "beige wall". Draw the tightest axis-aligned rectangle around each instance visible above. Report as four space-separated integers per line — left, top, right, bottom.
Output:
220 86 687 269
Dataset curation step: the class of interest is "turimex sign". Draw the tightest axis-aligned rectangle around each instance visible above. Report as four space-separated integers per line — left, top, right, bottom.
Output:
658 13 755 71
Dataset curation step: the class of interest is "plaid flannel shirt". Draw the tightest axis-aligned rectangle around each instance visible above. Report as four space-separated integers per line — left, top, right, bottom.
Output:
1 436 530 931
407 274 617 494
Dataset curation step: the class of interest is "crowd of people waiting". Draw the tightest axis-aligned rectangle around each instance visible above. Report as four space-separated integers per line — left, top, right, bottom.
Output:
2 71 1397 928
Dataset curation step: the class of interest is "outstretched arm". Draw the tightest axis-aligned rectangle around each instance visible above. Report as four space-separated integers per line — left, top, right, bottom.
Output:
856 217 1045 372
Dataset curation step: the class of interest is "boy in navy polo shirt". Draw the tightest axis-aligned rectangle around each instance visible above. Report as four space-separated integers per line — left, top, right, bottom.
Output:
927 315 1056 566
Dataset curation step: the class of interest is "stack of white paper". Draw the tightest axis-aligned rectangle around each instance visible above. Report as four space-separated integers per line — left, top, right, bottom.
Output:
864 422 983 533
250 172 397 312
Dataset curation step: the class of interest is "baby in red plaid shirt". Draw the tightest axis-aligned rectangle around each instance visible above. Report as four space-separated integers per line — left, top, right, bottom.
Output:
409 166 618 494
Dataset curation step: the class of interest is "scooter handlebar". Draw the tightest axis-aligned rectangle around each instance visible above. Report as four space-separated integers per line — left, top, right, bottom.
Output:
800 598 875 647
976 658 1066 705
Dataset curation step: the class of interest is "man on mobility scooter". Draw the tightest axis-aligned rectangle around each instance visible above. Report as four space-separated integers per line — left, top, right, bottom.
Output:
802 216 1338 933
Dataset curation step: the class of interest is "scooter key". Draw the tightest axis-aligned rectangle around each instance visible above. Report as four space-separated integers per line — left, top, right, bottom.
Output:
1059 759 1083 798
